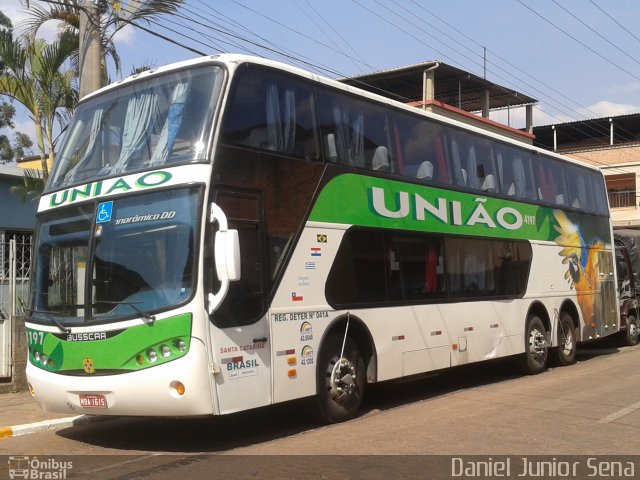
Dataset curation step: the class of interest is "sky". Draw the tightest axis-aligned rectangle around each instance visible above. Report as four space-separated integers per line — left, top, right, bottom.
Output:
3 0 640 152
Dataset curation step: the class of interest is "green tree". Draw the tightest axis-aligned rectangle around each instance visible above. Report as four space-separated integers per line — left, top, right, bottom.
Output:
22 0 184 85
9 167 44 201
0 14 35 165
0 130 33 163
0 32 77 177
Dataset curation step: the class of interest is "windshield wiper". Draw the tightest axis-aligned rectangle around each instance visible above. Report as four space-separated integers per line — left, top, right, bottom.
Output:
27 309 71 334
93 300 156 323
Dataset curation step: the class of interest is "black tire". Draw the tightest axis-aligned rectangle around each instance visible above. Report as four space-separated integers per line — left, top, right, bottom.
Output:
518 315 548 375
315 334 365 423
554 312 577 366
626 313 640 346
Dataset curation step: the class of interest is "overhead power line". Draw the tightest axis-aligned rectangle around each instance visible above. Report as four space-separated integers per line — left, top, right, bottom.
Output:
516 0 640 83
105 0 640 175
551 0 640 68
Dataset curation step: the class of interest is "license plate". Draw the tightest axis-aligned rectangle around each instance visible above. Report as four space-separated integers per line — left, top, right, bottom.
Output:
79 394 107 408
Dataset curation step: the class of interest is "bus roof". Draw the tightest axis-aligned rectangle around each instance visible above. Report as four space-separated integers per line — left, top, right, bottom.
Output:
82 53 601 174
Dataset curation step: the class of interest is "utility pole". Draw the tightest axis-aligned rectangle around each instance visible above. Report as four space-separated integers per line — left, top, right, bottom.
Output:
79 0 102 98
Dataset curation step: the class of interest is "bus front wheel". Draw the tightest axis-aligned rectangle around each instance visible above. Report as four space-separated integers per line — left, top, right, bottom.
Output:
519 315 548 375
315 334 364 423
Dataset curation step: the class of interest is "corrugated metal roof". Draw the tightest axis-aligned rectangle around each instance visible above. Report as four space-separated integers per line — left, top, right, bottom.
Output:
340 61 537 112
0 165 26 177
533 112 640 150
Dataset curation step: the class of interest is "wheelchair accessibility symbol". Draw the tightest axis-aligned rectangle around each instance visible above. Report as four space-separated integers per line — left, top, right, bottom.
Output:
96 201 113 223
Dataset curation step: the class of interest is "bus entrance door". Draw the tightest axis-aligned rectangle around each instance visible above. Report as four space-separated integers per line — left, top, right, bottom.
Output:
209 188 272 414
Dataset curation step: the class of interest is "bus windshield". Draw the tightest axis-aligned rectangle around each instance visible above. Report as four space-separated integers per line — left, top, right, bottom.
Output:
31 187 201 326
47 65 223 191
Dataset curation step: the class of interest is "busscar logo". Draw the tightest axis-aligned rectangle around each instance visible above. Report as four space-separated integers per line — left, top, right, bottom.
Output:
8 456 73 479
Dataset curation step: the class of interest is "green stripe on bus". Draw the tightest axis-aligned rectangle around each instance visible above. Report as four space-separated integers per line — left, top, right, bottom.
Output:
27 313 192 373
309 174 609 242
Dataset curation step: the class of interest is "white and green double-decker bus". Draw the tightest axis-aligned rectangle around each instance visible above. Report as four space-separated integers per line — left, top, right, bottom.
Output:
27 54 618 423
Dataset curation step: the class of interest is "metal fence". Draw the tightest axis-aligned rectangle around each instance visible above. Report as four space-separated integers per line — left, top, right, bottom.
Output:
0 231 32 378
608 189 637 209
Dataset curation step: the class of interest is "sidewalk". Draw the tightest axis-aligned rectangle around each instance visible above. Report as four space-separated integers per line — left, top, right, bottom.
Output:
0 390 91 439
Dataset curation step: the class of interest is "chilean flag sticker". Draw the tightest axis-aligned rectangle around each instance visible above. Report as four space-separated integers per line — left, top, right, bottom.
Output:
292 292 304 302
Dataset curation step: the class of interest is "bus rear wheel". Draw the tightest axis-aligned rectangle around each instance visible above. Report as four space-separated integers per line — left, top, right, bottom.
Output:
315 334 364 423
625 313 640 346
518 315 548 375
554 312 577 366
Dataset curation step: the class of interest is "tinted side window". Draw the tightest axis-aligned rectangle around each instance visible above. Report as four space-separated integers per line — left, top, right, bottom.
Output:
590 171 610 216
392 110 450 183
318 90 393 171
566 164 593 211
495 145 537 200
222 68 320 160
449 129 499 193
446 237 496 296
388 234 445 301
326 228 531 308
535 156 569 206
326 230 387 306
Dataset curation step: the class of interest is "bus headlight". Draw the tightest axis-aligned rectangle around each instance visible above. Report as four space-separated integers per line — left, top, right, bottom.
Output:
148 350 158 362
160 345 171 358
175 339 186 352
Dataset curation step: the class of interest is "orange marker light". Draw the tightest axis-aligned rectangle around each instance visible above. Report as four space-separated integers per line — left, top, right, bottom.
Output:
287 357 296 365
287 369 297 377
170 381 186 396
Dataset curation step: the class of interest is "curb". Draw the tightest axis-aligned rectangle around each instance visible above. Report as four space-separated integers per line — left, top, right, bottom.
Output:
0 415 109 439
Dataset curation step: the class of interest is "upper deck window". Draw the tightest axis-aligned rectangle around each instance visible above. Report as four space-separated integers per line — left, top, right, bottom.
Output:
221 67 320 160
47 65 223 192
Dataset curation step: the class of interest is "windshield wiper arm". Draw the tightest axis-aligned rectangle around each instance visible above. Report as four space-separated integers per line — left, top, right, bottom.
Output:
27 309 71 334
94 300 156 323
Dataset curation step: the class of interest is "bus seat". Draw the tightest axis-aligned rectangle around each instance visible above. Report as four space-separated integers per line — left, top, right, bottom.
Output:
247 127 270 149
326 134 338 163
482 174 496 192
556 194 565 205
460 169 468 186
416 161 433 180
372 146 390 171
507 183 516 196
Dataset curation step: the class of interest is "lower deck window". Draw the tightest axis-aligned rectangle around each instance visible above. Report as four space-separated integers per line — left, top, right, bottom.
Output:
326 228 531 308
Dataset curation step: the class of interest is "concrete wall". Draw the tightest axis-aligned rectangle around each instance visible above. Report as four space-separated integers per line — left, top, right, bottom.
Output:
0 316 27 393
564 144 640 167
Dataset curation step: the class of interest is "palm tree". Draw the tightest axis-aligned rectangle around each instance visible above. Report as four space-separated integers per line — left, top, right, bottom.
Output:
0 32 77 178
21 0 184 86
9 167 44 201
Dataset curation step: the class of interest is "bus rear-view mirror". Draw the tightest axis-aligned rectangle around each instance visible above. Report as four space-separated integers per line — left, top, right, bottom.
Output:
215 229 241 282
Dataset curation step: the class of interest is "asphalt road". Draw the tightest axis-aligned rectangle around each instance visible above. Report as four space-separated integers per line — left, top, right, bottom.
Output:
1 335 639 479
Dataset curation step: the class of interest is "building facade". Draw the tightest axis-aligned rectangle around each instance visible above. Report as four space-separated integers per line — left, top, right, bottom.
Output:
0 165 37 381
533 114 640 228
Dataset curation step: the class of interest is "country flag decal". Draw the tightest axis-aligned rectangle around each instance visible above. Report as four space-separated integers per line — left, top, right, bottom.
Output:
310 247 321 257
292 292 304 301
317 234 327 243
